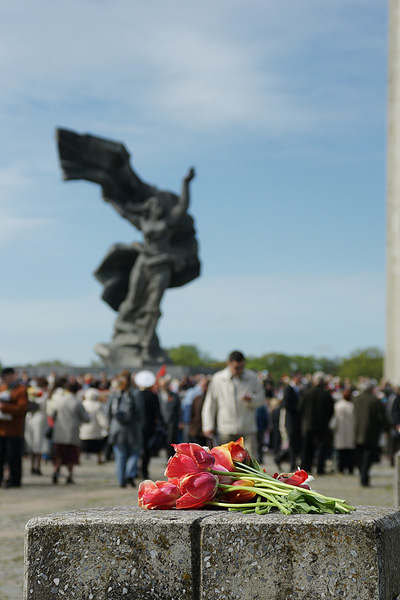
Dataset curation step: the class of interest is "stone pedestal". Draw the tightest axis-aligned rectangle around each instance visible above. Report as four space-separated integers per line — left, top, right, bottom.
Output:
25 506 400 600
395 451 400 507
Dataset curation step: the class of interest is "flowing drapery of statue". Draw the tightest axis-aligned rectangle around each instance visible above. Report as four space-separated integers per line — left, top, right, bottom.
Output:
56 128 200 366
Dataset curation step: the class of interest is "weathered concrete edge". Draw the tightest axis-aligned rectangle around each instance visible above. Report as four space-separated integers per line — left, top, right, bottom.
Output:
23 507 217 600
374 507 400 599
197 505 400 600
24 505 400 600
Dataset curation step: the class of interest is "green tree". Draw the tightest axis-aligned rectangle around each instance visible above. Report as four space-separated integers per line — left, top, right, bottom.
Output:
246 352 340 382
167 345 213 367
337 347 383 381
34 360 72 367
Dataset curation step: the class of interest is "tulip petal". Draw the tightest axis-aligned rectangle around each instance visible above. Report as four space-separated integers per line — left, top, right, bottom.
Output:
138 480 181 509
176 472 218 509
190 445 215 469
179 472 219 499
210 446 234 471
171 443 215 470
227 438 251 464
212 462 233 484
222 479 256 503
273 469 311 489
165 453 202 479
176 492 211 509
171 443 192 456
210 438 250 471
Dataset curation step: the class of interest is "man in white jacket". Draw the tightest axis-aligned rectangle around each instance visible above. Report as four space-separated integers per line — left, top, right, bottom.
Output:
202 350 265 455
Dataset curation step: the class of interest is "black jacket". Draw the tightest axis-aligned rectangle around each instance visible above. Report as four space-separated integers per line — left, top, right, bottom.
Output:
282 384 301 433
300 384 334 434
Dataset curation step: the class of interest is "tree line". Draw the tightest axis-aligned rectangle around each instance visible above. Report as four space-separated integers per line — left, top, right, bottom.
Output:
167 345 384 382
1 346 384 383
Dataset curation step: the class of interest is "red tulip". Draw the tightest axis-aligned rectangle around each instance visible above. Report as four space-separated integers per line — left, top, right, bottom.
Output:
172 443 215 470
222 479 256 503
210 437 250 471
138 480 181 510
165 453 204 480
228 438 251 463
211 462 233 485
176 472 219 509
165 443 216 480
273 469 311 489
210 445 234 471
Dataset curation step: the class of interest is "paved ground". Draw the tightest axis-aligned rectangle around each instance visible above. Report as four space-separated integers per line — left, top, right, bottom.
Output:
1 452 398 600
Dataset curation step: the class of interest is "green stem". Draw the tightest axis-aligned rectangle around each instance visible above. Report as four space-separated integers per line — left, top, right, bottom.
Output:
234 464 349 504
234 462 277 481
262 492 291 515
207 500 274 509
213 463 354 512
218 483 287 497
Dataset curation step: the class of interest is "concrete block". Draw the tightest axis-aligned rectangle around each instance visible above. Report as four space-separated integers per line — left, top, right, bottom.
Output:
24 506 400 600
24 506 205 600
199 506 400 600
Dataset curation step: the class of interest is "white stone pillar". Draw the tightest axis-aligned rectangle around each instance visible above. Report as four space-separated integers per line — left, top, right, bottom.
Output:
386 0 400 383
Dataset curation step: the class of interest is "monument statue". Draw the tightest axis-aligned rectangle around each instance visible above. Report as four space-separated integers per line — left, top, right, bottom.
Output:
56 128 200 366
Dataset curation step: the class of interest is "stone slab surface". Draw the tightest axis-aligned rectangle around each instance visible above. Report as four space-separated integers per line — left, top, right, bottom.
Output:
24 507 204 600
24 506 400 600
200 506 400 600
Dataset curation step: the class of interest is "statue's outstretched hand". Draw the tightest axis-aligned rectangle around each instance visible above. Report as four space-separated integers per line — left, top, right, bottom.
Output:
185 167 195 182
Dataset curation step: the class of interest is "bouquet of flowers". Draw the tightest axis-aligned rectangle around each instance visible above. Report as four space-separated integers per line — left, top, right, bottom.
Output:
138 439 355 515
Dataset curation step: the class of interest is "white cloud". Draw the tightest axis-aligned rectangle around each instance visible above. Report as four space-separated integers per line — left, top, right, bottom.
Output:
0 0 384 135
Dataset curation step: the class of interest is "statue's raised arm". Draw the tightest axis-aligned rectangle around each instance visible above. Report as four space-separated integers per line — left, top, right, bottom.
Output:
56 128 201 366
169 167 196 225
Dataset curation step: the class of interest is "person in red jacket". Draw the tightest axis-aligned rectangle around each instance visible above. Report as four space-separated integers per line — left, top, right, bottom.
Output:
0 367 28 488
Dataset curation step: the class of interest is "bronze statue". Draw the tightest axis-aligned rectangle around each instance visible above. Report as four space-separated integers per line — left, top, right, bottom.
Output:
56 128 200 366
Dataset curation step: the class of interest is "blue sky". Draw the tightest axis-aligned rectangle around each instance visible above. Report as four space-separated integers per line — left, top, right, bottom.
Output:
0 0 387 365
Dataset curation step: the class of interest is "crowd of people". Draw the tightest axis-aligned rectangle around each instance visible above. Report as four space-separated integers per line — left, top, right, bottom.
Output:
0 349 399 490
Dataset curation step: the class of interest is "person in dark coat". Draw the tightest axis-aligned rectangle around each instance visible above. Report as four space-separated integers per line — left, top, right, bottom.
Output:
188 377 209 447
281 372 303 470
135 370 164 480
269 398 284 459
353 380 390 487
300 372 334 475
256 402 269 464
107 371 143 488
388 385 400 465
158 376 181 458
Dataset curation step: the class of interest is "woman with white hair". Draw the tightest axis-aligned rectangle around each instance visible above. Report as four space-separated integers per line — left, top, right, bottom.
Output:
80 388 109 465
48 378 90 485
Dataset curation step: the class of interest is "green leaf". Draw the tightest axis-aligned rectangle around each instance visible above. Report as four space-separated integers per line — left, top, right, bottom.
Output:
287 488 335 513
